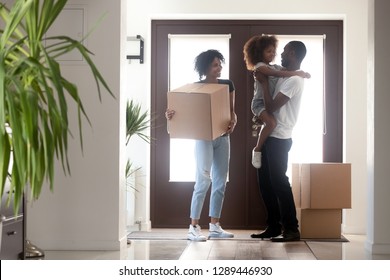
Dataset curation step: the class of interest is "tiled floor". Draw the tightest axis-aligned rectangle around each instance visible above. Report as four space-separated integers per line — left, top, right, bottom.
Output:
40 229 390 260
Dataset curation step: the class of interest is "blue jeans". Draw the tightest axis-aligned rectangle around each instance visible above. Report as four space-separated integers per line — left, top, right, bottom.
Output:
190 135 230 219
257 137 299 231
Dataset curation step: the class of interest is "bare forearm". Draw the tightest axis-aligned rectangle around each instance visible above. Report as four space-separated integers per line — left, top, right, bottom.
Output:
260 66 309 78
226 91 237 134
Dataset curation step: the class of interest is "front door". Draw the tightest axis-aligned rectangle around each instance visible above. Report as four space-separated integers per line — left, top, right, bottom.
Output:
150 20 343 229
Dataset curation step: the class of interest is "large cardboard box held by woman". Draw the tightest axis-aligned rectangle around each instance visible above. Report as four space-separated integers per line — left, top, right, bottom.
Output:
167 83 231 141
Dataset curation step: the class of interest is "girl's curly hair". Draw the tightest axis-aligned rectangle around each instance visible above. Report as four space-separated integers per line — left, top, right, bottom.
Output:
243 35 278 70
194 49 225 80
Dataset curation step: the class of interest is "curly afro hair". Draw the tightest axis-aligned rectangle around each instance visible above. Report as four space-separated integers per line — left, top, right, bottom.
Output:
243 35 278 70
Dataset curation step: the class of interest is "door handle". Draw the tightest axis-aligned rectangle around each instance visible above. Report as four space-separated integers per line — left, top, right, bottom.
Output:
7 230 18 236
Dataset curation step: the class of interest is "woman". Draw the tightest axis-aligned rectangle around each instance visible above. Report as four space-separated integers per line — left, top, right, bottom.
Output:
166 49 237 241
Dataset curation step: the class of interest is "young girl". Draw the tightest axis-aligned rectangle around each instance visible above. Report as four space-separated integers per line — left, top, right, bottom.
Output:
243 35 310 168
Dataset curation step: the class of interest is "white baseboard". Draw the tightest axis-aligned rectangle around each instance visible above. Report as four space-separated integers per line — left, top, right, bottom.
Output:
365 240 390 255
29 237 127 251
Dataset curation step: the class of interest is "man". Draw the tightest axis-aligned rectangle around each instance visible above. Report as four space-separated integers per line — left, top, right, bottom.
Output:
251 41 307 242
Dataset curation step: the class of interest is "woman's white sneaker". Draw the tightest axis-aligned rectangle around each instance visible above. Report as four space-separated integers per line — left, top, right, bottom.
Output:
187 225 207 241
209 223 234 238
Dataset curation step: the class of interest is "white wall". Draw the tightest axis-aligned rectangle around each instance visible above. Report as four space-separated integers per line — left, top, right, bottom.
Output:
366 0 390 254
127 0 390 253
27 0 127 253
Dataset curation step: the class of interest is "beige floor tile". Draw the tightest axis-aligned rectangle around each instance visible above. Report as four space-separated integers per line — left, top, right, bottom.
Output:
38 231 390 260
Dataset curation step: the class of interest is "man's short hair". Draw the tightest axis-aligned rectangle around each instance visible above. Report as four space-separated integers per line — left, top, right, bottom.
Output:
288 41 307 62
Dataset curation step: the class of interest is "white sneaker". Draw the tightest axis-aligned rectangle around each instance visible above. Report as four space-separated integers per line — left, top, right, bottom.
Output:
187 225 207 241
252 149 261 169
209 223 234 238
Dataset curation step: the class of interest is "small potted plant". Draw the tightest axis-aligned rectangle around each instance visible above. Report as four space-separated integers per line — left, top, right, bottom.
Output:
125 99 151 229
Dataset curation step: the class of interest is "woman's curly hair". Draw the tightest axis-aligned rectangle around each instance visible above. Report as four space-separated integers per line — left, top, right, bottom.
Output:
243 35 278 70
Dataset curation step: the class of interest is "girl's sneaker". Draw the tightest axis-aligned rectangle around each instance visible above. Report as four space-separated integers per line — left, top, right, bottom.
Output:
252 149 261 168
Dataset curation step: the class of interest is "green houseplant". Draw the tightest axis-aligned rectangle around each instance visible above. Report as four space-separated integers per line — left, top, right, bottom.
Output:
125 99 151 190
0 0 113 214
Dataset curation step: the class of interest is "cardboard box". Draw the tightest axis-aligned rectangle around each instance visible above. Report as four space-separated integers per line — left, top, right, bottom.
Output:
292 164 301 208
167 83 231 140
297 209 342 239
292 163 351 209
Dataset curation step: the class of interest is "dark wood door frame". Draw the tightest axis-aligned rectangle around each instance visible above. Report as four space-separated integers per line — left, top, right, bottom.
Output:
150 20 343 229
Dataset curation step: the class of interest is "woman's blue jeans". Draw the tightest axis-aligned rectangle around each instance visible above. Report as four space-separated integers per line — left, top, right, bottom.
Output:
190 135 230 220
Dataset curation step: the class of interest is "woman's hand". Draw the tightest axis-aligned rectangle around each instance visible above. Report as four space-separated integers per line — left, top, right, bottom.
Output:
165 109 175 120
225 113 237 135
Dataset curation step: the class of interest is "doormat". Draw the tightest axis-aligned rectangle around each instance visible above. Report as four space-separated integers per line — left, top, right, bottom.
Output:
302 236 349 242
127 230 188 240
127 229 348 242
127 229 266 241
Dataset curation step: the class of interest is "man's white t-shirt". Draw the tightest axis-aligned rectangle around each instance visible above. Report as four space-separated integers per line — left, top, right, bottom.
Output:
270 75 304 139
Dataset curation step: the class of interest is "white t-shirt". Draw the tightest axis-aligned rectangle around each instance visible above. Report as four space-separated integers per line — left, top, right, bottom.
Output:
270 75 304 139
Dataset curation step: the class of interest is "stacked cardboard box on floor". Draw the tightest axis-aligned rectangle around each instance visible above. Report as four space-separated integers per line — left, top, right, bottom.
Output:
167 83 231 141
292 163 351 239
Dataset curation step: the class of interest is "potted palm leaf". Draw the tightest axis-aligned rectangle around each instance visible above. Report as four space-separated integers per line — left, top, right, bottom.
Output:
0 0 114 216
125 99 151 190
